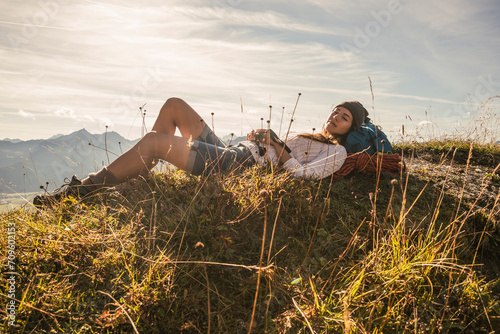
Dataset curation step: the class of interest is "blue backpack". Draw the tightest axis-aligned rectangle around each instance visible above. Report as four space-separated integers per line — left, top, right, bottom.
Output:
344 123 393 154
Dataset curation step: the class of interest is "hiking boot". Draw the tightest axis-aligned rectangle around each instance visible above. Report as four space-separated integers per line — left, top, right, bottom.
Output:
33 175 91 207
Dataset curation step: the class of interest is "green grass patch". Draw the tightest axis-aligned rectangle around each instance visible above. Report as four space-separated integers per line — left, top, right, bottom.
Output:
394 140 500 167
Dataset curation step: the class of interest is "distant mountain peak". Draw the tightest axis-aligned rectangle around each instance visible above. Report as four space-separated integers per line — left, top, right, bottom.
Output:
48 133 64 140
74 128 92 136
53 128 94 142
1 138 22 143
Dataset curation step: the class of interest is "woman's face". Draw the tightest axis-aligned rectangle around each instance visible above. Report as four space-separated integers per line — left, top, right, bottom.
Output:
324 106 353 136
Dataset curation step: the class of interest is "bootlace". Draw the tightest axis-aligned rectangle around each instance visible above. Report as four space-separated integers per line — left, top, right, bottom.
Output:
43 177 73 195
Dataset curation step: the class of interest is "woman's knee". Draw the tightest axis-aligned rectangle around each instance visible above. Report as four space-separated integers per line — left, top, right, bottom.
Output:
138 131 163 156
159 97 193 123
163 97 187 111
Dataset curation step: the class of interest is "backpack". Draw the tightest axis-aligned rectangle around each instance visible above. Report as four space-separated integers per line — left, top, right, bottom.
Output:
344 123 393 154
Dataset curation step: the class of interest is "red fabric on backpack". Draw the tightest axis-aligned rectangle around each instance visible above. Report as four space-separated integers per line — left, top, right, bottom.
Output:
332 153 405 179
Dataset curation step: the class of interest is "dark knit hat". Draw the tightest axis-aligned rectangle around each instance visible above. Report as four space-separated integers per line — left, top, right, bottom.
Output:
335 101 369 130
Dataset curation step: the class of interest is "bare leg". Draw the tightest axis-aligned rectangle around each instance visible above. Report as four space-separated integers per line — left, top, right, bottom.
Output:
152 97 206 138
34 98 208 205
107 131 192 183
106 97 209 182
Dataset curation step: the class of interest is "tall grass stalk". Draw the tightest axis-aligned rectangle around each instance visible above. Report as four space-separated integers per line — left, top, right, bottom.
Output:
249 197 267 333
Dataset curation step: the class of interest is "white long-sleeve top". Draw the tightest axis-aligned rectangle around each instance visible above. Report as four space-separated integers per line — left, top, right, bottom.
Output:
240 133 347 180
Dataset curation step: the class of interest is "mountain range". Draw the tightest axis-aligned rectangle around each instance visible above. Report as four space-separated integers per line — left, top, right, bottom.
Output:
0 129 139 194
0 129 250 195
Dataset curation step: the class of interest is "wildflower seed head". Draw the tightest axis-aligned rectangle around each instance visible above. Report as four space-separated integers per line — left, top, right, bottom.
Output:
259 189 270 199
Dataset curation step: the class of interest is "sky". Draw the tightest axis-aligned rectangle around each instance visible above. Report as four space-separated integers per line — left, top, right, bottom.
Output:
1 0 500 142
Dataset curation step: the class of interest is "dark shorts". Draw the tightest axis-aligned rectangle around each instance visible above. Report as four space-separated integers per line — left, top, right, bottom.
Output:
186 126 255 176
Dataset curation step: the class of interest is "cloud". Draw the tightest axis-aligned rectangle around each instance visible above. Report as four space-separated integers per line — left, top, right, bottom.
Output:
169 5 340 35
98 117 114 128
82 114 95 122
18 109 36 120
52 107 113 129
54 107 77 119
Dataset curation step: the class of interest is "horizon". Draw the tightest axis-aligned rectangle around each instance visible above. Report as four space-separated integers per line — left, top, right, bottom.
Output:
3 126 500 145
1 127 139 142
0 126 246 142
1 1 500 141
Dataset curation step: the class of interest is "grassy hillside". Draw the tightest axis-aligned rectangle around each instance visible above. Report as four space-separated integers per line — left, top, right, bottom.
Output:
1 141 499 333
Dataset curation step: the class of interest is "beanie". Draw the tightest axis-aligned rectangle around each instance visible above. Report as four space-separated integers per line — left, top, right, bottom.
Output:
335 101 369 130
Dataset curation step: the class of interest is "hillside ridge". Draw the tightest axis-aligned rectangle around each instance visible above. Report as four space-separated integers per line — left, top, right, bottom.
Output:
1 141 499 332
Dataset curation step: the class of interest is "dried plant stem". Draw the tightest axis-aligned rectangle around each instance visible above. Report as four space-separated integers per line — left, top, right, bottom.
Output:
267 197 282 265
201 253 211 334
97 291 140 334
278 106 285 137
453 143 474 221
249 203 268 333
278 93 301 163
292 297 315 334
104 125 110 165
368 76 375 121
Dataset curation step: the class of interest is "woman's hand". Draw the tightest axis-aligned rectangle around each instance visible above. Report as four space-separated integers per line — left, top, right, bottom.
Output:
247 129 271 144
255 129 271 145
247 129 292 163
246 130 256 141
259 129 293 164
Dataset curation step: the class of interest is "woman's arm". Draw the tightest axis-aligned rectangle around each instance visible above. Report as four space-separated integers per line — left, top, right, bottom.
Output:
253 129 292 164
270 141 292 164
281 143 347 179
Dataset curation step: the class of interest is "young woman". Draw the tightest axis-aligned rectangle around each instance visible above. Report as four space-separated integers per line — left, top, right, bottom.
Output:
33 98 370 206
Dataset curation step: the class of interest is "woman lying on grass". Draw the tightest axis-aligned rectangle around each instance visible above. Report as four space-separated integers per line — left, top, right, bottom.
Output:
33 97 371 207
